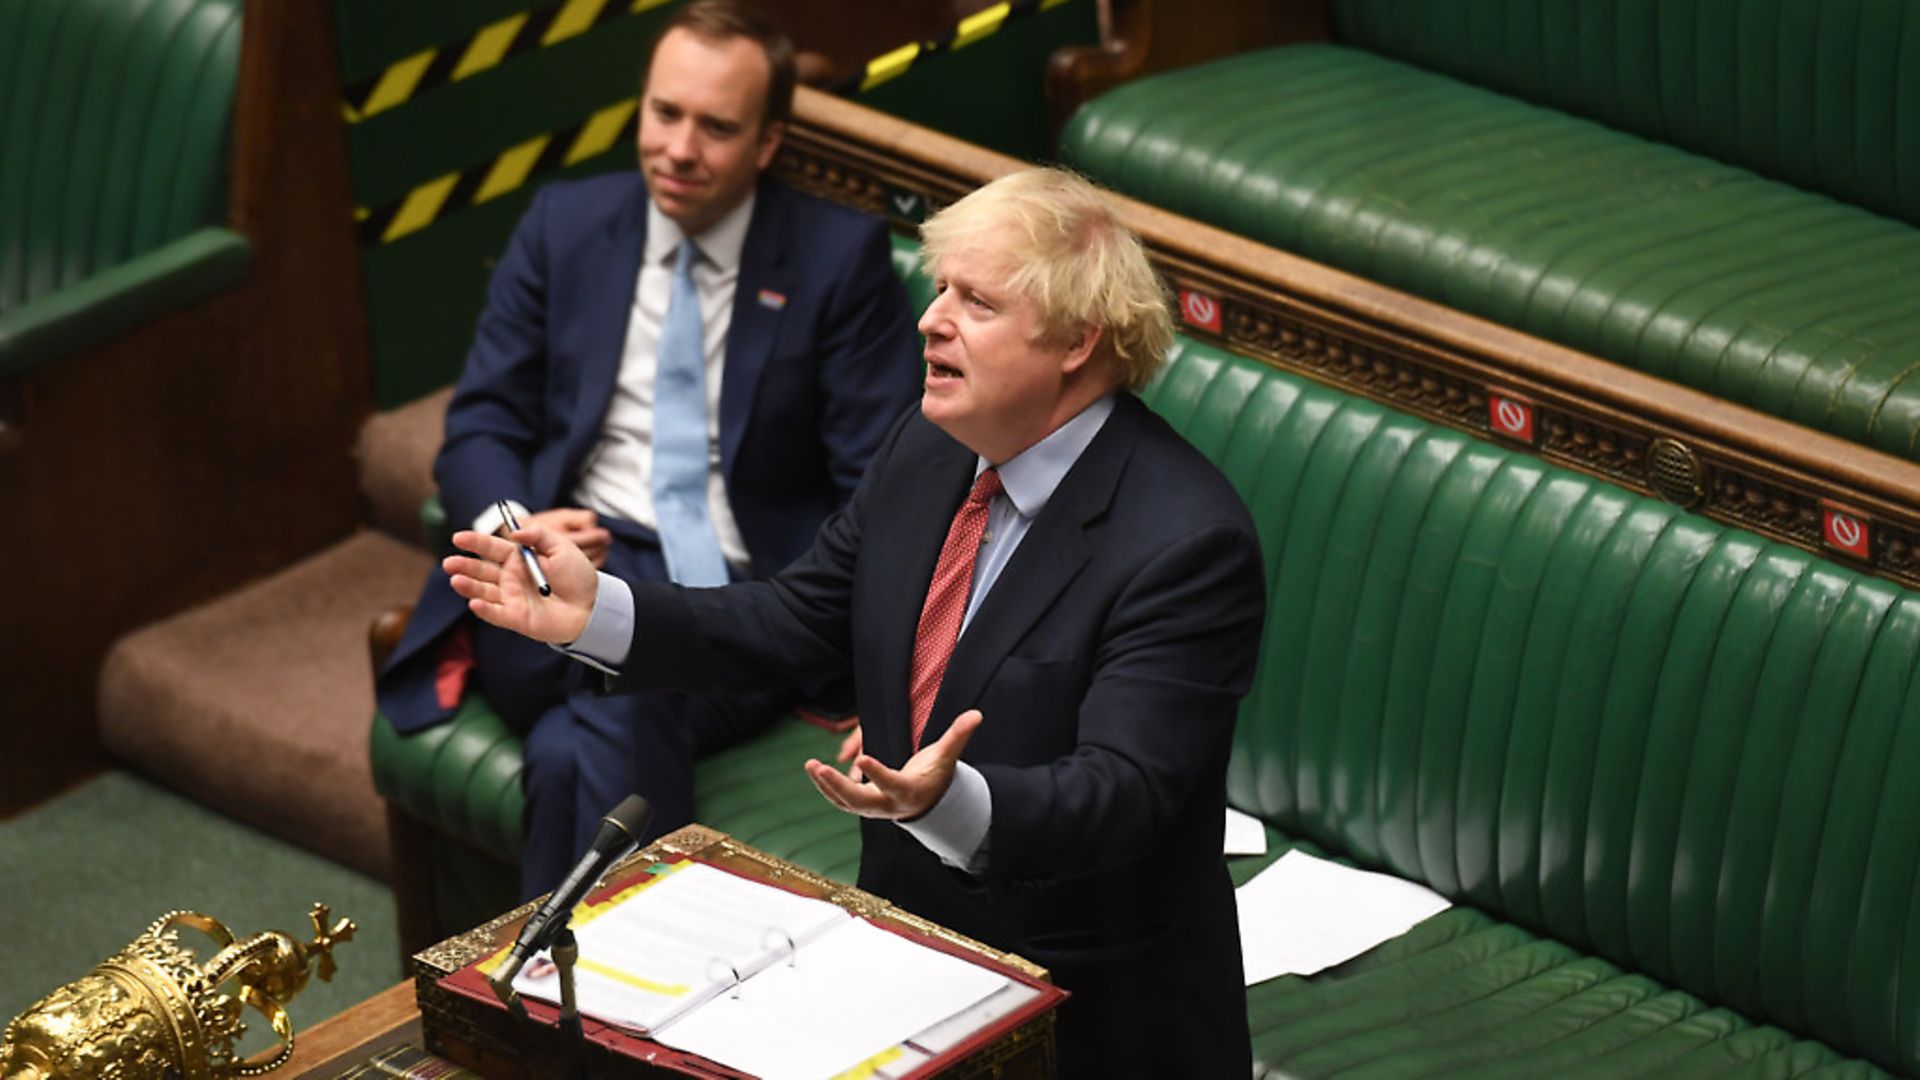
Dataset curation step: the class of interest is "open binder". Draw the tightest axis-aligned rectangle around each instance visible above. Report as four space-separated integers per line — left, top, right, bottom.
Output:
439 857 1065 1080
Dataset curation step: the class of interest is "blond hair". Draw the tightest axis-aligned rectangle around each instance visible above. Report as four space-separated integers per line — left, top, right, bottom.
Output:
919 168 1174 391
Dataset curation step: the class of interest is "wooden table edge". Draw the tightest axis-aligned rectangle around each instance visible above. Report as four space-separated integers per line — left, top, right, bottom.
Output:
286 980 423 1078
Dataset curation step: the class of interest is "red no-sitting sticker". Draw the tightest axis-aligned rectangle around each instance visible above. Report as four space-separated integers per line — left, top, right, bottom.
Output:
1487 392 1535 444
1822 504 1871 560
1178 288 1222 333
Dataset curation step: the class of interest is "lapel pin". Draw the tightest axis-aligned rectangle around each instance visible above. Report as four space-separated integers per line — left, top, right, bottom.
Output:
757 288 787 310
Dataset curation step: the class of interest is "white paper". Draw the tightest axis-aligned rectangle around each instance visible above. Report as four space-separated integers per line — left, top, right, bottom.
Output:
1235 850 1450 983
1224 807 1269 856
654 916 1009 1080
907 980 1040 1055
512 861 850 1033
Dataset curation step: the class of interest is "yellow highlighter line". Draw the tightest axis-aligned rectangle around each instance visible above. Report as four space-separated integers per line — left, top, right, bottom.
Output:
576 956 690 997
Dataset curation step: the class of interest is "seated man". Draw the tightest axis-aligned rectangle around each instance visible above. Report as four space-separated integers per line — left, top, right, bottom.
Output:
445 167 1265 1078
377 0 922 898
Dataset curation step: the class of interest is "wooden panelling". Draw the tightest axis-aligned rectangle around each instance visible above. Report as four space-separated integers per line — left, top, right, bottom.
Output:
0 0 372 817
1047 0 1329 135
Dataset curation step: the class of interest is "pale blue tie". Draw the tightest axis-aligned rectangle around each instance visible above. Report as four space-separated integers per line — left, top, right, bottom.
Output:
650 240 730 586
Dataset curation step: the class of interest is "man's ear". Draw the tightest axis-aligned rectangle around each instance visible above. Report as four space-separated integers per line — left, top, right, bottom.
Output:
1060 325 1103 375
755 120 787 170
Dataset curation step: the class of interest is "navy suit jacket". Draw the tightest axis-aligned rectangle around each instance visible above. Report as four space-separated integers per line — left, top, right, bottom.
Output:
617 396 1265 1077
380 173 922 732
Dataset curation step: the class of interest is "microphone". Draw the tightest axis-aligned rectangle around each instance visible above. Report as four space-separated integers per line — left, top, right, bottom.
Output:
487 794 653 1011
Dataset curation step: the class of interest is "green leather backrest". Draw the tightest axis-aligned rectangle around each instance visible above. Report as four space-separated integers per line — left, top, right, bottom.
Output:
0 0 241 315
1144 338 1920 1073
1330 0 1920 228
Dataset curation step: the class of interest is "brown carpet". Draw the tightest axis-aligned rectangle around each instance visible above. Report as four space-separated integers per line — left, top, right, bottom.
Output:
355 385 450 542
98 530 435 879
95 386 452 880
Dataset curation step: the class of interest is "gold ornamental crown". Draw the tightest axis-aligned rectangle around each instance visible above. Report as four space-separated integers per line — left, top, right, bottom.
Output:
0 902 354 1080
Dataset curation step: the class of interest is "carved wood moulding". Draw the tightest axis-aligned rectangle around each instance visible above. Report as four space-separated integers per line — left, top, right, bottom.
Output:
778 87 1920 592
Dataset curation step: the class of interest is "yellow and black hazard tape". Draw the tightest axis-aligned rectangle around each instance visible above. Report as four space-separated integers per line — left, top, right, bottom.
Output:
827 0 1078 96
356 97 640 245
343 0 674 124
354 0 1086 244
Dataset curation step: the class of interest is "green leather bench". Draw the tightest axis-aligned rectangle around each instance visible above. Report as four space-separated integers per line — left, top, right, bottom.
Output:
1166 340 1917 1077
372 242 1919 1075
0 0 251 374
1061 0 1920 462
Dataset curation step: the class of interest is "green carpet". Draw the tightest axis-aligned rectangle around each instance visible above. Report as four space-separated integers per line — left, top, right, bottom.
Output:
0 770 404 1051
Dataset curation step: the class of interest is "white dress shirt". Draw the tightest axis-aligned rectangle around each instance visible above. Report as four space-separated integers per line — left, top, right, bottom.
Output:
476 194 756 572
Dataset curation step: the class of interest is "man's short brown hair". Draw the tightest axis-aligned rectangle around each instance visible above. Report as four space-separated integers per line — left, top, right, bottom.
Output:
646 0 796 128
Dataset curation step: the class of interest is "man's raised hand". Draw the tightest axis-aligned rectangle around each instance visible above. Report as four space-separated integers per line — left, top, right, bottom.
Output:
444 522 599 644
804 709 983 821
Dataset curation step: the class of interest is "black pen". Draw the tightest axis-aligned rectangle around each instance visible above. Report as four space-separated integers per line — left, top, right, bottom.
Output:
495 500 553 597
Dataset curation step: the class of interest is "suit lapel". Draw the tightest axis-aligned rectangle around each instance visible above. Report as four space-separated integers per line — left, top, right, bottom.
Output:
561 185 648 486
718 183 790 479
919 398 1141 747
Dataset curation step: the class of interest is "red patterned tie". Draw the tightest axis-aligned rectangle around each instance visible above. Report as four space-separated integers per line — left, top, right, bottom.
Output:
908 468 1003 750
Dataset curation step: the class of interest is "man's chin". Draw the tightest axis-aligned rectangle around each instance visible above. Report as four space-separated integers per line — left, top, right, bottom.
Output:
920 394 969 435
645 181 706 218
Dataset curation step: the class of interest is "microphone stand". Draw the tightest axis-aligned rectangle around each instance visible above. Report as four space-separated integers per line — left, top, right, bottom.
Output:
484 796 653 1077
553 928 587 1080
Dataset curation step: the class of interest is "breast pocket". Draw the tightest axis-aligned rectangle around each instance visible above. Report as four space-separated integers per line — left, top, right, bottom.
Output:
973 655 1087 760
991 654 1081 688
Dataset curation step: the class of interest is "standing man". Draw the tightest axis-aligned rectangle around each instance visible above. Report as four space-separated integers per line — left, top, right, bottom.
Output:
377 1 922 900
444 168 1264 1077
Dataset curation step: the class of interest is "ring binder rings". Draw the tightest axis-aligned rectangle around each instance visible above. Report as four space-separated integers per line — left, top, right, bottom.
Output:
760 928 799 969
705 959 746 1001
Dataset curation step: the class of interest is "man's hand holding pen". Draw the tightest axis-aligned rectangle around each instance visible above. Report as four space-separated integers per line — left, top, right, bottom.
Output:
493 500 555 597
519 506 613 569
446 518 600 645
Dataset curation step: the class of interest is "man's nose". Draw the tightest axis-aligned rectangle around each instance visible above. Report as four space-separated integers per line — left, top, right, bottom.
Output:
917 292 951 335
666 122 698 162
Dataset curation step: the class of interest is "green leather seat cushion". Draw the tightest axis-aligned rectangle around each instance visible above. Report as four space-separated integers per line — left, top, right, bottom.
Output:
370 699 850 880
370 684 1892 1076
1063 43 1920 459
1230 833 1888 1079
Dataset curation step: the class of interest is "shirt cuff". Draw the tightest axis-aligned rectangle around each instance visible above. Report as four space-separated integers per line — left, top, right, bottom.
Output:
552 570 633 674
472 499 531 538
898 762 992 872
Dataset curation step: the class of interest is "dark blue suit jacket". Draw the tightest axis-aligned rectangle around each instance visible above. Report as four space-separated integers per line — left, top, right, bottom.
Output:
380 173 922 732
616 396 1265 1077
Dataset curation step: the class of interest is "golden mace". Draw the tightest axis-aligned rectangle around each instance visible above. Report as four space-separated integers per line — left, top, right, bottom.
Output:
0 902 354 1079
